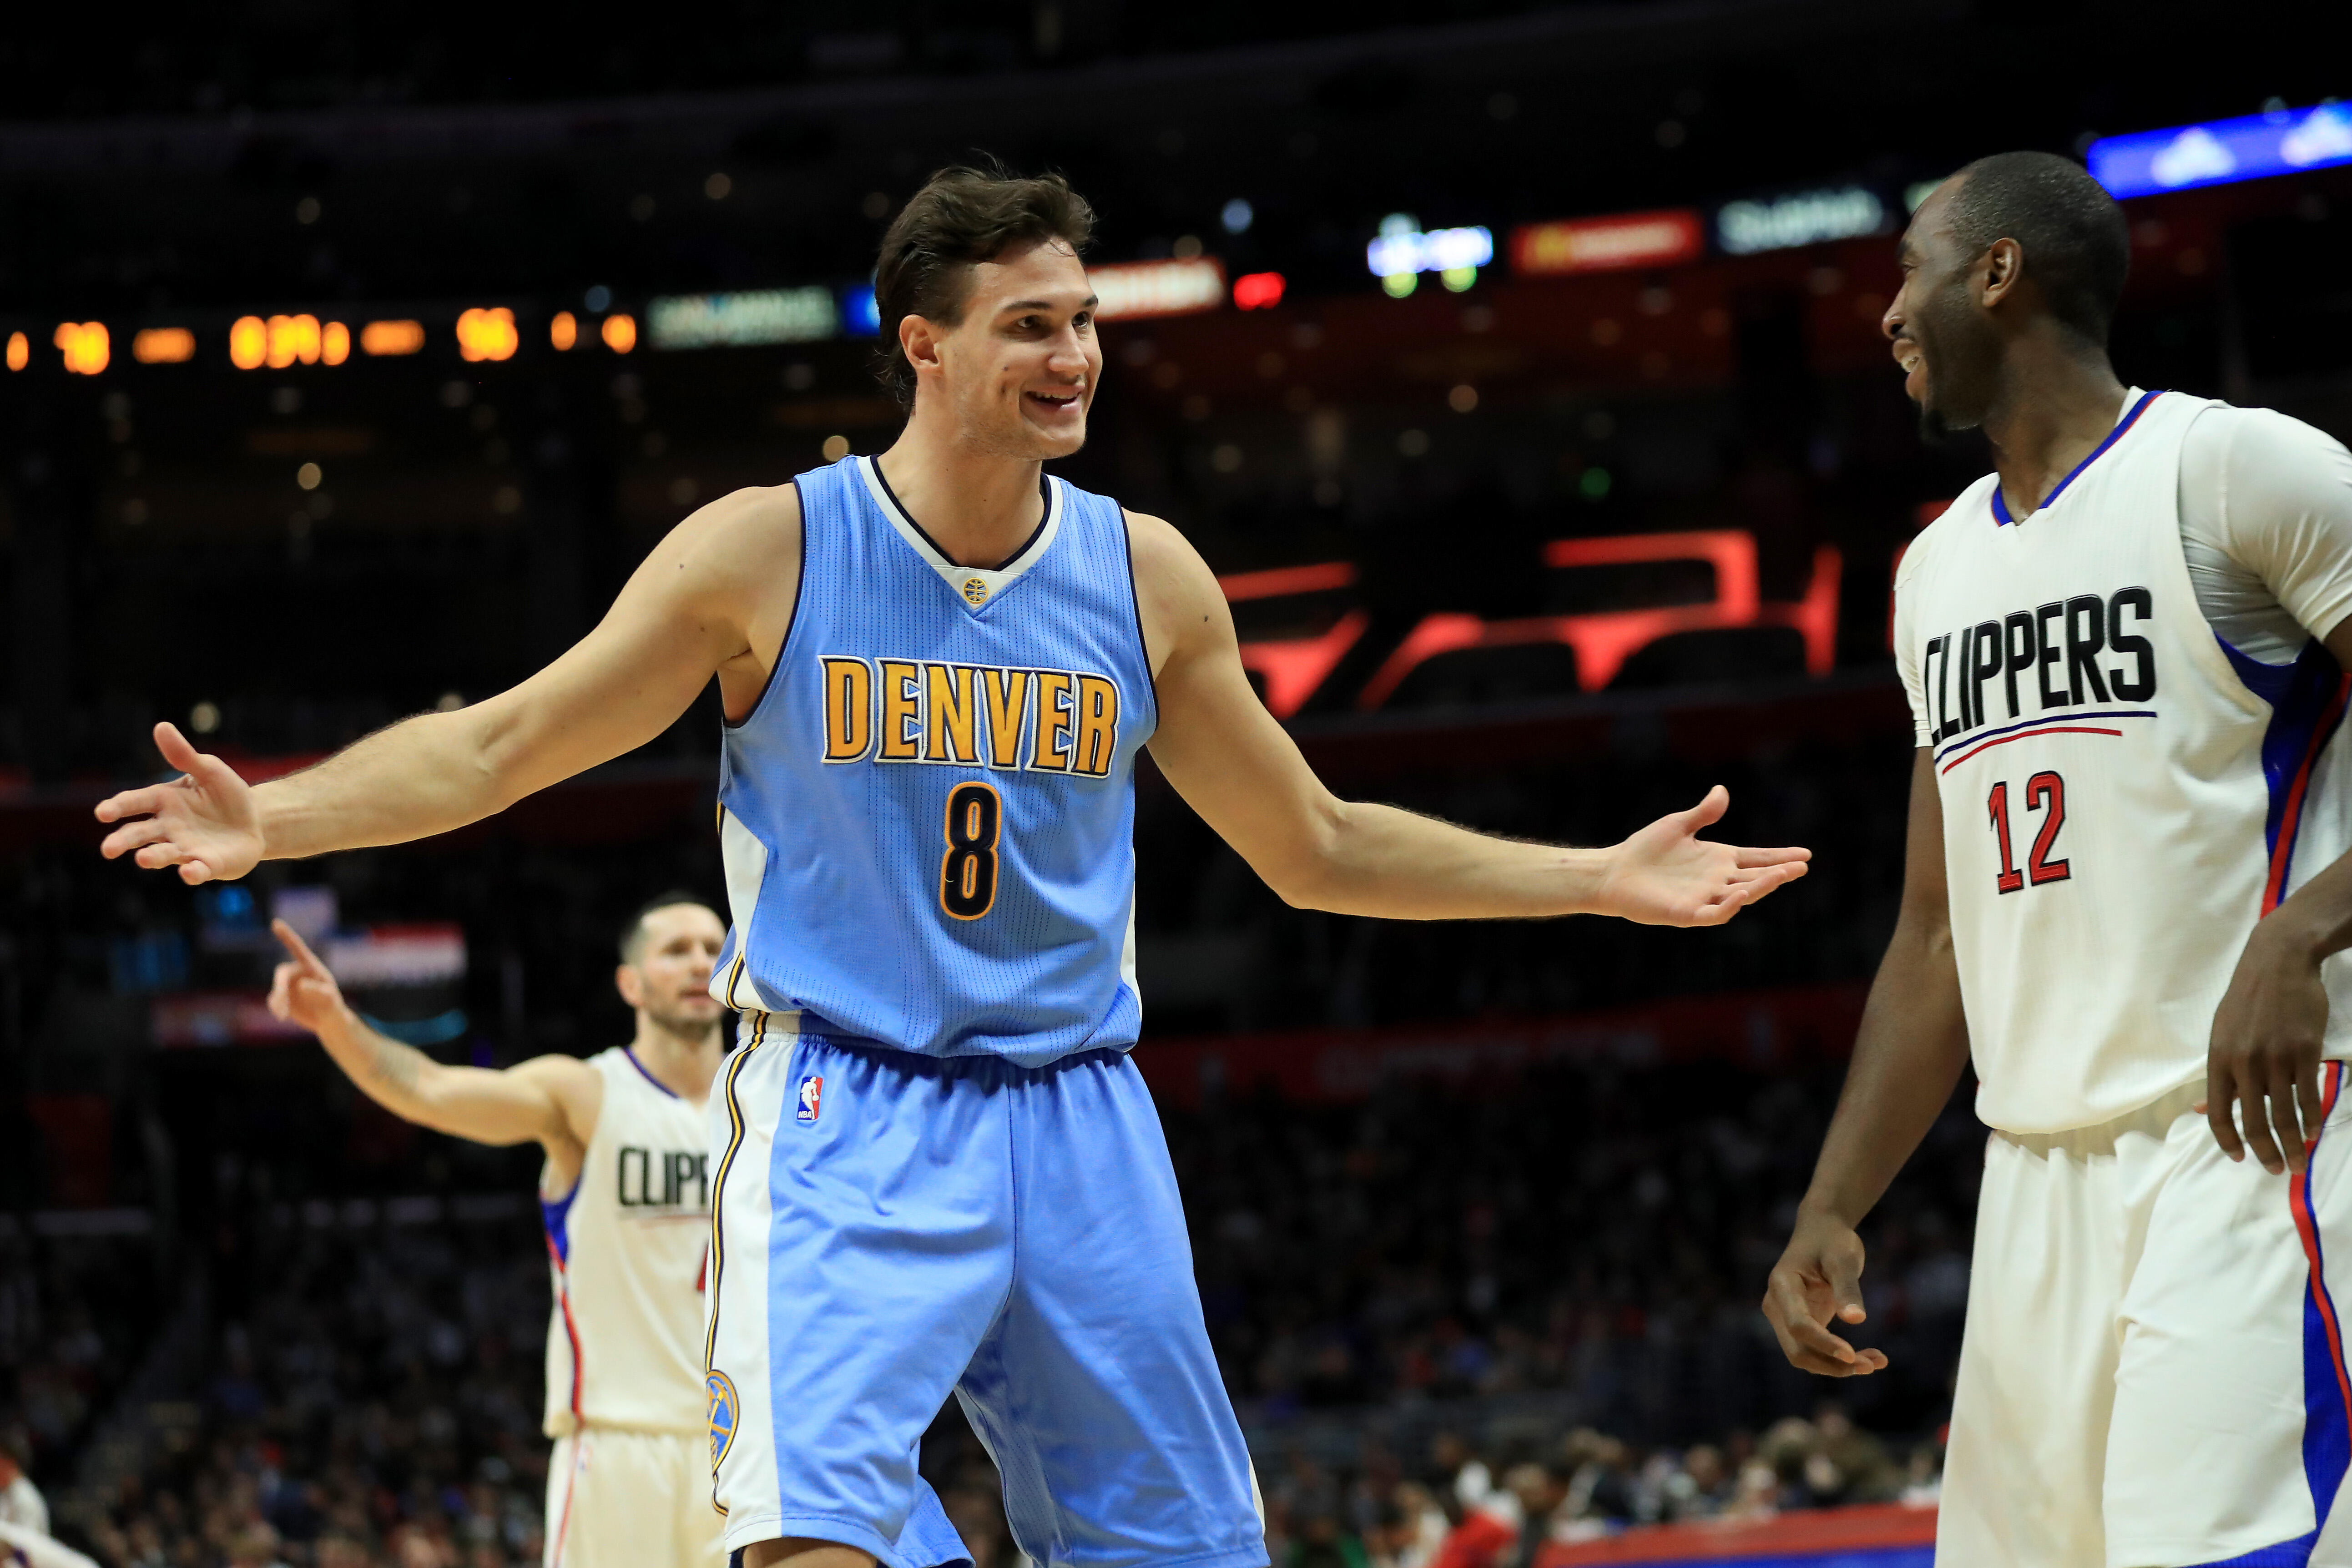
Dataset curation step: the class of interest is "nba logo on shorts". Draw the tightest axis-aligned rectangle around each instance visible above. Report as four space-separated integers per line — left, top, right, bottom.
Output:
797 1074 823 1123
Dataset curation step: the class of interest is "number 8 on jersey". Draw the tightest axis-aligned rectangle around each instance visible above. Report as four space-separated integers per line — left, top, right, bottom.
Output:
940 781 1002 920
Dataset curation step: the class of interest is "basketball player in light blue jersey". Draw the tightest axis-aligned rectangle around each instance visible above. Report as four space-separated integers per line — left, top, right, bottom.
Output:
96 166 1811 1568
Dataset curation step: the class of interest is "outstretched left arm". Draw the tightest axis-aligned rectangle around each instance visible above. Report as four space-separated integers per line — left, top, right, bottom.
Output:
1128 511 1810 926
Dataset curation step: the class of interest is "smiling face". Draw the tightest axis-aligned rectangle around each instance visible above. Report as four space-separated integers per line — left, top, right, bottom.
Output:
1883 179 2004 441
616 902 727 1035
903 237 1101 460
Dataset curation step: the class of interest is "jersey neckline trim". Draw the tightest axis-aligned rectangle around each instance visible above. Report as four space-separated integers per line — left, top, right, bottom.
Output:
1990 388 2161 526
857 455 1062 613
621 1047 681 1099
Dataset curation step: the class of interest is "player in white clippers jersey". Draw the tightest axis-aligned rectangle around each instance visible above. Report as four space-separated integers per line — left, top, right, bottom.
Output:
1761 151 2352 1567
267 894 966 1568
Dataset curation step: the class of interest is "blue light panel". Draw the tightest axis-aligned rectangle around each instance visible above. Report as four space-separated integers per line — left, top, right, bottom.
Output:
2089 102 2352 199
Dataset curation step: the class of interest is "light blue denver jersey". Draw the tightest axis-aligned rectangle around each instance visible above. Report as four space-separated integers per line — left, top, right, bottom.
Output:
710 454 1157 1067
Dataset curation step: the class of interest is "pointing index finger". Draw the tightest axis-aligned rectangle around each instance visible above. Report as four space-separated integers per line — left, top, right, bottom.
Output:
270 918 331 976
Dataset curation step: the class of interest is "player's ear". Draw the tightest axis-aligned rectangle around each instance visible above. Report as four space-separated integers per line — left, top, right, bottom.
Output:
615 963 644 1009
1978 237 2024 310
900 313 945 380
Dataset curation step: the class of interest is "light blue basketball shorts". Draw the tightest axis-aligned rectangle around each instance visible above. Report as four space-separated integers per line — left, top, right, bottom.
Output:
704 1013 1267 1568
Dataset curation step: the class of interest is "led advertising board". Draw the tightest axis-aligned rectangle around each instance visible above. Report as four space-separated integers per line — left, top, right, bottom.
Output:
1365 220 1494 280
1090 257 1227 321
1510 209 1704 276
1715 186 1888 256
649 287 838 350
2088 102 2352 199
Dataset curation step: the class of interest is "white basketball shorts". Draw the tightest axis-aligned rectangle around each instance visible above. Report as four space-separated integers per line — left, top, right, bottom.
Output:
1939 1069 2352 1567
544 1427 724 1568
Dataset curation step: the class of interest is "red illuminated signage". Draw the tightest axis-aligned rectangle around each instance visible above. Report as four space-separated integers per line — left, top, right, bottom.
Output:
1509 209 1704 277
1232 272 1286 311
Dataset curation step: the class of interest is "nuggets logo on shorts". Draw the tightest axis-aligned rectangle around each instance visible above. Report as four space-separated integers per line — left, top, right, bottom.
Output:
706 1369 739 1469
797 1074 823 1123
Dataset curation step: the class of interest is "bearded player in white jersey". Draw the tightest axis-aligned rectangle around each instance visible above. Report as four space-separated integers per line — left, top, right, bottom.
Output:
1762 151 2352 1566
266 894 970 1568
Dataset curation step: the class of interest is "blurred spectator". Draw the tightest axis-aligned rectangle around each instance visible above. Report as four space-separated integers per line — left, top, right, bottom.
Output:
57 1215 549 1568
2 1427 50 1537
1171 1058 1977 1436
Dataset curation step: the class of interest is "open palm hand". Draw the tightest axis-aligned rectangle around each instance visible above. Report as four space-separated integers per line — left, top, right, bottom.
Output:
94 722 265 885
1595 786 1809 926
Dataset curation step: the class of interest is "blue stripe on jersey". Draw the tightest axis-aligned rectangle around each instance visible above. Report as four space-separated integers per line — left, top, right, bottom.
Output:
1989 389 2163 525
2216 635 2351 892
541 1178 580 1265
713 456 1158 1067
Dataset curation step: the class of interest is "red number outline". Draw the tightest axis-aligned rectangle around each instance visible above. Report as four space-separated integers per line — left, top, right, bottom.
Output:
1987 780 2024 894
2024 770 2071 885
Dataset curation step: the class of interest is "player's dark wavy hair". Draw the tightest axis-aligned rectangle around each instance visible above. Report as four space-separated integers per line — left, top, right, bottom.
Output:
1943 151 2130 344
873 161 1095 411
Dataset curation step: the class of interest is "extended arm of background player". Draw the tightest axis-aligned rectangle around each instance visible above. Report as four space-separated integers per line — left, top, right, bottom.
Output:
1762 747 1968 1376
1128 510 1810 926
96 485 801 882
268 919 600 1175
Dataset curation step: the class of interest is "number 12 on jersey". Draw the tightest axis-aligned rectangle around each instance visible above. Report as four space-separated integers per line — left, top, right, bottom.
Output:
940 782 1003 920
1987 771 2070 894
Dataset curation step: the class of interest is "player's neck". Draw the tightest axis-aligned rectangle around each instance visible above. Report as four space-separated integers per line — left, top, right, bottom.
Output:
875 409 1048 569
628 1018 722 1104
1982 337 2129 518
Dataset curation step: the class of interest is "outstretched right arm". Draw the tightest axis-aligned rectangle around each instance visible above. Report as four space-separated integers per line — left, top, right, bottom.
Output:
96 484 801 882
267 920 597 1167
1760 747 1971 1376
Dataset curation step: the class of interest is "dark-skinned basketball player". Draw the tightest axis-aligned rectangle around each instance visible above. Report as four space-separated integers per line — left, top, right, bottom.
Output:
1765 151 2352 1565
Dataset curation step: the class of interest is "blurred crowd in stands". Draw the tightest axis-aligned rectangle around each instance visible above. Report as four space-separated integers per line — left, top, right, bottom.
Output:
56 1211 554 1568
1167 1059 1977 1436
0 1046 1978 1568
1 1230 165 1542
1248 1409 1943 1568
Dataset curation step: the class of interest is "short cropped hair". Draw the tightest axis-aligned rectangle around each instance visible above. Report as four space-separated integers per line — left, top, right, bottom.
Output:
619 892 716 964
1943 151 2130 343
873 164 1095 410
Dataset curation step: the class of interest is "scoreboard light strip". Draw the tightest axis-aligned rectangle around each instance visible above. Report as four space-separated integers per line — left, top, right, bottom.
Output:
455 308 520 363
229 315 351 370
131 328 197 365
56 323 110 376
361 320 426 357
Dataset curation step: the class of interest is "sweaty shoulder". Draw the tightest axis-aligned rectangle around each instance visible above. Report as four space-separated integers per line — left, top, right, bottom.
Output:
1121 508 1231 676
